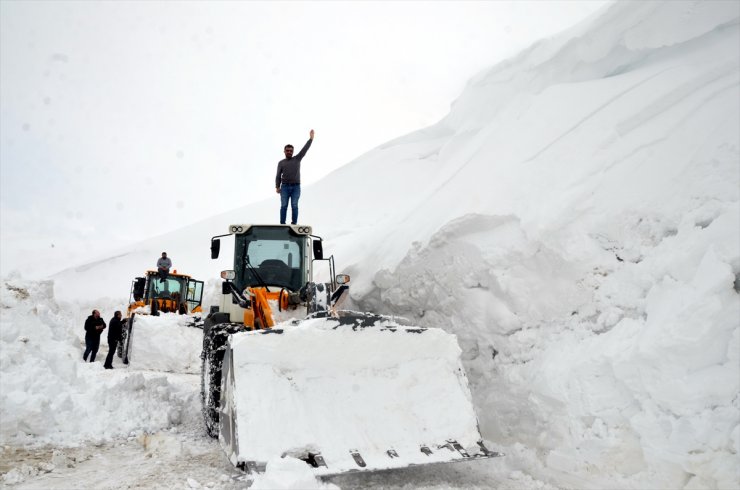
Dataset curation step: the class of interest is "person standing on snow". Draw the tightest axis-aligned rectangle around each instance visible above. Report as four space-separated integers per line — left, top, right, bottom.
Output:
157 252 172 282
83 309 106 362
275 129 314 225
103 311 124 369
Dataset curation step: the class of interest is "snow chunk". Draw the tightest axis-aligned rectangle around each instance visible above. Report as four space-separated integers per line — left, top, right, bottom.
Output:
250 457 338 490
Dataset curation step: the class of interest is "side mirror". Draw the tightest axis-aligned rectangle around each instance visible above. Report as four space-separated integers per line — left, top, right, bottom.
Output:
211 238 221 259
336 274 350 285
313 240 324 260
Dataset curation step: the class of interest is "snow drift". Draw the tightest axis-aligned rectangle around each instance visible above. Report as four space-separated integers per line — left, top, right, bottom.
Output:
0 277 199 446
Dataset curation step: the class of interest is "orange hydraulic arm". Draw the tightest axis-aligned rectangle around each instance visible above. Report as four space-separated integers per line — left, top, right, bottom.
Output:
243 287 290 330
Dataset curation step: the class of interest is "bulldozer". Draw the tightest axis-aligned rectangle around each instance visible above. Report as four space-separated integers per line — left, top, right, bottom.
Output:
119 270 205 370
202 224 500 475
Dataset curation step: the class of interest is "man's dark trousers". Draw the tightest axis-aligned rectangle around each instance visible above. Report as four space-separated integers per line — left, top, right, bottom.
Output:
104 339 119 368
83 335 100 362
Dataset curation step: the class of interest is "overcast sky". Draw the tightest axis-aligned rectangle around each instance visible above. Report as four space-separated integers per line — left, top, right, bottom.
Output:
0 0 607 275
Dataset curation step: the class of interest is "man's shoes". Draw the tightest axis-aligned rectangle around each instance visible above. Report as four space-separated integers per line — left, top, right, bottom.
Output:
104 365 113 369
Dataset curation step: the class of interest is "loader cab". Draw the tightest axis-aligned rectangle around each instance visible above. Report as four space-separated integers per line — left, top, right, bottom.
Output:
232 225 310 292
210 224 350 324
128 271 204 315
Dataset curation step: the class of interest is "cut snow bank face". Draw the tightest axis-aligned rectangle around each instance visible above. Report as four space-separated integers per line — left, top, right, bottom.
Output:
310 0 740 298
0 277 198 446
364 209 739 488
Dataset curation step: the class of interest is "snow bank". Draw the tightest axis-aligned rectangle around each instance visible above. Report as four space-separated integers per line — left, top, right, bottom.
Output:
0 276 198 446
367 207 738 488
345 2 740 486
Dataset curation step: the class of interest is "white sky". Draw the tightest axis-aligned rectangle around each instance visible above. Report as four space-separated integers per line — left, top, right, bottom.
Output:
0 0 607 275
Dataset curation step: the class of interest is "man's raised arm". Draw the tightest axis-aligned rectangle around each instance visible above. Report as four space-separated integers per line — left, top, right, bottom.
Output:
295 129 315 160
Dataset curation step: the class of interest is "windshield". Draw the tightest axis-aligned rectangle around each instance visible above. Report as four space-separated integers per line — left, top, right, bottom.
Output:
235 227 307 291
147 276 186 302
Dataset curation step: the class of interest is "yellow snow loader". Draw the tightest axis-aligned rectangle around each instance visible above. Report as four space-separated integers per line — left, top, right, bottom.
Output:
126 270 204 317
119 270 204 369
202 224 500 475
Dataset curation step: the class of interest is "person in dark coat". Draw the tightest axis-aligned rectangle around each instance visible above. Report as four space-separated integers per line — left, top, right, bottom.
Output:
103 311 124 369
83 310 106 362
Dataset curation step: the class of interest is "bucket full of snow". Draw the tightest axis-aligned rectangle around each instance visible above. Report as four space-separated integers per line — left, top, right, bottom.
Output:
215 313 499 475
122 312 203 373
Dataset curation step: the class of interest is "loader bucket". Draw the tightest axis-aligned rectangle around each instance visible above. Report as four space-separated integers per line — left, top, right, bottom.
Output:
218 313 499 475
123 312 204 373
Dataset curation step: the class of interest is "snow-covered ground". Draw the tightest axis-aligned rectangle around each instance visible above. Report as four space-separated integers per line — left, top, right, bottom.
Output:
2 1 739 489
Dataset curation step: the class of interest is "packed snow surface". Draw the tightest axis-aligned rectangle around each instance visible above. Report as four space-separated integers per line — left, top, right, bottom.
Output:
2 1 739 489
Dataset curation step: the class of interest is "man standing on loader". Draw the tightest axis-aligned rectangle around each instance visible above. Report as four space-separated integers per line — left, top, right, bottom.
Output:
275 129 314 225
157 252 172 282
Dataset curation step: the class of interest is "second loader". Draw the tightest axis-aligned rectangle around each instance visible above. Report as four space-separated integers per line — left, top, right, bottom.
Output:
119 269 205 372
202 224 501 475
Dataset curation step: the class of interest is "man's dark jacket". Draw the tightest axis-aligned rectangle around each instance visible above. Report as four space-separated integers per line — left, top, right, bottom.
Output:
84 315 106 338
275 138 313 187
108 316 124 343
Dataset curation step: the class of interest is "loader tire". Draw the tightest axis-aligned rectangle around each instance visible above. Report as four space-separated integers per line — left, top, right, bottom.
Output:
121 315 134 365
201 315 241 438
117 322 127 359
